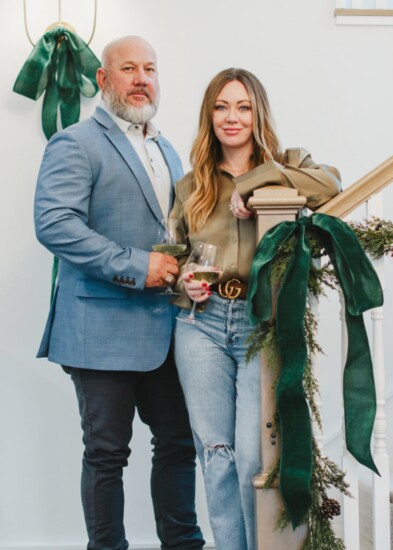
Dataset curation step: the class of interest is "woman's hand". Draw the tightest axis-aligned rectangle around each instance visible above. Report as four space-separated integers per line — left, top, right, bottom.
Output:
181 272 212 303
230 189 253 219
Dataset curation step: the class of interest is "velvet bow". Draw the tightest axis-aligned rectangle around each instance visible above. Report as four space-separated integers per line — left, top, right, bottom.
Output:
13 27 100 139
248 213 383 528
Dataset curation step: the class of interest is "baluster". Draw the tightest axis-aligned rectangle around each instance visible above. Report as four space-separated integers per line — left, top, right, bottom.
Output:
366 195 391 549
340 289 360 550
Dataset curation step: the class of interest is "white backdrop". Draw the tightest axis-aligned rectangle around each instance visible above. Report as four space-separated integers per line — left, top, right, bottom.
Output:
1 0 393 548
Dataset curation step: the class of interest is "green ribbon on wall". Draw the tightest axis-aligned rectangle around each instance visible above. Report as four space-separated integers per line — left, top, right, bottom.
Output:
248 213 383 529
13 27 100 140
14 28 100 300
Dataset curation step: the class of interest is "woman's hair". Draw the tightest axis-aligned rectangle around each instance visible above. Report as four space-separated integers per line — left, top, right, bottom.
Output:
184 68 282 232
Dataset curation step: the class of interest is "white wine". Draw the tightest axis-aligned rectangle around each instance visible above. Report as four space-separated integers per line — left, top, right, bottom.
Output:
192 269 223 284
153 244 187 256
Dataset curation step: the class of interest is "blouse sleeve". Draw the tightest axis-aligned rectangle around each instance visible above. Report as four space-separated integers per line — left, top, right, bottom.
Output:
234 147 341 210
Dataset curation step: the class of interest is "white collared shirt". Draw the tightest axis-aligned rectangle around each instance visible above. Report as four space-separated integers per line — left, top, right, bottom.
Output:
100 100 171 217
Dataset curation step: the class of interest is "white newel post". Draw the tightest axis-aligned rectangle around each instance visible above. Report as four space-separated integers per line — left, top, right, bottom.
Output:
366 196 390 550
248 186 308 550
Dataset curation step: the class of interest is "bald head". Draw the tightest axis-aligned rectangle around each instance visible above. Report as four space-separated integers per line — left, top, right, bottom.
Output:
96 35 160 125
101 36 157 70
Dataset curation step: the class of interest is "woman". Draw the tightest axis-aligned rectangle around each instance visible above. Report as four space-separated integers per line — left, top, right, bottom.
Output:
172 68 340 550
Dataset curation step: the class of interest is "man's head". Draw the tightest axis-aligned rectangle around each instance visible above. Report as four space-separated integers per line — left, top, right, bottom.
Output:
97 36 160 124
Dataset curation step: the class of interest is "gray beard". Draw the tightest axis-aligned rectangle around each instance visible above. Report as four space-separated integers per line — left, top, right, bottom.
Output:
103 87 159 124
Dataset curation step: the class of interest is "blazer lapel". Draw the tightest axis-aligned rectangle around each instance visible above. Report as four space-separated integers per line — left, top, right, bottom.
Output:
93 108 164 221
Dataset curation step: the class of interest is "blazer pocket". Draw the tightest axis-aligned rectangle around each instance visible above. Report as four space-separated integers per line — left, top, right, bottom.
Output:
75 279 129 299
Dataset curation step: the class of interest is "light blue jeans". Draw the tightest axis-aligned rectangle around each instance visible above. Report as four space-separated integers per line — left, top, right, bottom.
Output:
175 293 261 550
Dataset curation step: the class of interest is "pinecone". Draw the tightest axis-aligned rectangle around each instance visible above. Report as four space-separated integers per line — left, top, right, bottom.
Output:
321 497 341 519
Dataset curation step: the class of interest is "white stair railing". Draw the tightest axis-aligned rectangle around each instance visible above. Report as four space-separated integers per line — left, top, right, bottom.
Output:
338 195 390 550
366 195 390 550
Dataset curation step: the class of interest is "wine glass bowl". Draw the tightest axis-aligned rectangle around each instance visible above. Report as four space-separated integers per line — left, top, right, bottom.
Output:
177 242 223 324
152 218 186 295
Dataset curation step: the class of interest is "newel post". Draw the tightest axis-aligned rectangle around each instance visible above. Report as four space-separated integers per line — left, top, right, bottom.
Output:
248 186 308 549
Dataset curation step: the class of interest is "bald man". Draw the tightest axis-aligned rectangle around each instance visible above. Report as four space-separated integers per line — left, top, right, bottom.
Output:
35 36 204 550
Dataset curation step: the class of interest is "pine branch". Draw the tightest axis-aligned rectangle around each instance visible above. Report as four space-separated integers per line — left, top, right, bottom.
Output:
350 216 393 259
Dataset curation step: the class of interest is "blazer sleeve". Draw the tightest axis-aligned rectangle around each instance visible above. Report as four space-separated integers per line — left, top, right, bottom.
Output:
234 147 341 210
34 129 149 289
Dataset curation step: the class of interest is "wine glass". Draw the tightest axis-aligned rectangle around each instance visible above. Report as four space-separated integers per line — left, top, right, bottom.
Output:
152 218 187 295
177 241 223 325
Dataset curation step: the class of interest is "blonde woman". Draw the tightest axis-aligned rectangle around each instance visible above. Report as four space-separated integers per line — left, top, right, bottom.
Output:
172 68 340 550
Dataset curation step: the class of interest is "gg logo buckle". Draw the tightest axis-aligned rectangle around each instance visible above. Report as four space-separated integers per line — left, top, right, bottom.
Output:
218 279 242 300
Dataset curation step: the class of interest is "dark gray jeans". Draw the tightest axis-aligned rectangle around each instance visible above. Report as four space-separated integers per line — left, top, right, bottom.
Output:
64 355 204 550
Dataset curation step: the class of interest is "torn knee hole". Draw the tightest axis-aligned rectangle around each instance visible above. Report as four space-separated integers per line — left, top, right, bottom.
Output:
204 443 234 465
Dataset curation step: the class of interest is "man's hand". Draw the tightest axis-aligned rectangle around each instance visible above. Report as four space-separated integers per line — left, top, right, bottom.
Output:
145 252 179 288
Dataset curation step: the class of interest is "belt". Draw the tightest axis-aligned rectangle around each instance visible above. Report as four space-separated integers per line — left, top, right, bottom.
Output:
211 278 248 300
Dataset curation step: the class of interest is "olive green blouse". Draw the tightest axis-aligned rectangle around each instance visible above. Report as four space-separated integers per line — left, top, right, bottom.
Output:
171 147 341 308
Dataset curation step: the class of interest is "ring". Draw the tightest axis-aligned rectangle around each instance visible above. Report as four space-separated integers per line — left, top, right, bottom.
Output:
164 273 175 284
229 204 235 211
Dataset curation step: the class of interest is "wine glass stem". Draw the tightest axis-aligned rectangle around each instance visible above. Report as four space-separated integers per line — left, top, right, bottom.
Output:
188 299 197 320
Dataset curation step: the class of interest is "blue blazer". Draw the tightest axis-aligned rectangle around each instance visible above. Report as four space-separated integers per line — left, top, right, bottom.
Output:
34 107 183 371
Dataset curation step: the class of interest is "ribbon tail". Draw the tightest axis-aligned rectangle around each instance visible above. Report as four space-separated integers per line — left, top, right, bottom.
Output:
41 47 59 140
344 311 379 475
311 213 381 475
276 225 312 528
50 256 59 303
58 42 81 129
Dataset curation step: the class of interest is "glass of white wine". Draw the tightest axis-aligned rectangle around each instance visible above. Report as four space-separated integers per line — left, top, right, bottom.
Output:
177 241 223 324
152 218 187 295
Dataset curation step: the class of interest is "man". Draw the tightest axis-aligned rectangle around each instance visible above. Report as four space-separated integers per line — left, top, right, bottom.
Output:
34 36 204 550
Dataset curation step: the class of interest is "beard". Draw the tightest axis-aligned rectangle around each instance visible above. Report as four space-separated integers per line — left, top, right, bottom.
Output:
103 81 159 124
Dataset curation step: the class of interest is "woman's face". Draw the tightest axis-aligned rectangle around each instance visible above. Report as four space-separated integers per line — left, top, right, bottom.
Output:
212 80 253 154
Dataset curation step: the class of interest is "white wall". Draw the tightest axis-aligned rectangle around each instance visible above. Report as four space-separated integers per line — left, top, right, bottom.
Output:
1 0 393 547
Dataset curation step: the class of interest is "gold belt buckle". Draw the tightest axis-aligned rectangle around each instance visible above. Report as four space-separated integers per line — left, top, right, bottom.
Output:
218 279 242 300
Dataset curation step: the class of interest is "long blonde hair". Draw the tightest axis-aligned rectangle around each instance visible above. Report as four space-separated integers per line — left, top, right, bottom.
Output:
184 68 282 232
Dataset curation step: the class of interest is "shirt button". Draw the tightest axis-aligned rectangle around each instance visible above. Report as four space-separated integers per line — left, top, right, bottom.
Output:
231 264 237 271
231 236 237 243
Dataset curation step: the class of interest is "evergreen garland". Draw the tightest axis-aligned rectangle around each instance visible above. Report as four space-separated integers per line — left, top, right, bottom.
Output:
247 216 393 548
350 216 393 259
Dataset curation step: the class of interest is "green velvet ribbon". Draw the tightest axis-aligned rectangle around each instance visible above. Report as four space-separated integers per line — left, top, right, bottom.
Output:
14 28 100 300
13 27 100 140
248 213 383 529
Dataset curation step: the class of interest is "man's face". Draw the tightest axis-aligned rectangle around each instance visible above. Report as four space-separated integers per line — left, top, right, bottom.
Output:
97 38 160 123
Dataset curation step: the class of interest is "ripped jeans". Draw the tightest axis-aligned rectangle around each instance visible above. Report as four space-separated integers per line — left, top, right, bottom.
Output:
175 293 261 550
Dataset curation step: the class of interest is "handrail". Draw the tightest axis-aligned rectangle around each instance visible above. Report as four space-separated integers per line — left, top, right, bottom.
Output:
316 156 393 219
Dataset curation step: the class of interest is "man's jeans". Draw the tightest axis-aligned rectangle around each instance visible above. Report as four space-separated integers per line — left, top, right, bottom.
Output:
175 293 261 550
66 356 204 550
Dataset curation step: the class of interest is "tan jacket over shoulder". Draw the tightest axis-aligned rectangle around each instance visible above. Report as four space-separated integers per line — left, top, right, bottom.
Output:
235 147 341 210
